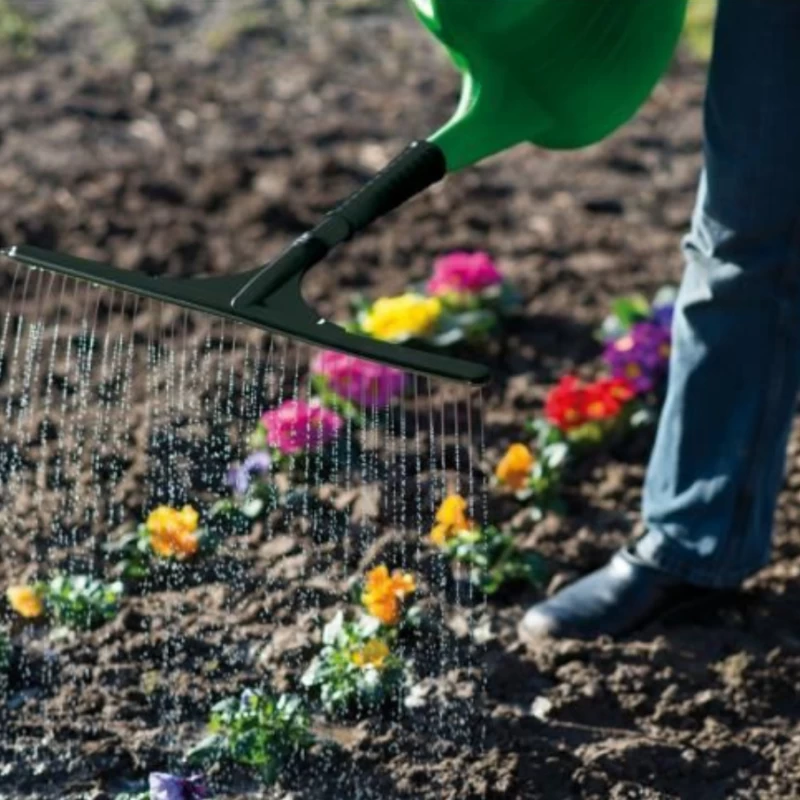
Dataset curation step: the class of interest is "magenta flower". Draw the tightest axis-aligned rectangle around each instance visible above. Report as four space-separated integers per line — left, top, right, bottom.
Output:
260 399 344 456
310 351 405 405
149 773 208 800
426 251 503 297
603 322 671 394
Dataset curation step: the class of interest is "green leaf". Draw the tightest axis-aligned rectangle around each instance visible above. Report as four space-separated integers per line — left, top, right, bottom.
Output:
610 294 651 328
185 733 227 766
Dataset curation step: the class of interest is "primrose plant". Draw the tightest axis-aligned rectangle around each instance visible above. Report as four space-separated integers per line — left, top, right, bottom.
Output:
108 503 248 580
221 451 279 520
302 566 416 717
187 689 313 785
301 611 408 718
309 351 406 420
249 399 346 479
430 495 547 595
494 437 569 521
46 575 124 630
7 576 123 630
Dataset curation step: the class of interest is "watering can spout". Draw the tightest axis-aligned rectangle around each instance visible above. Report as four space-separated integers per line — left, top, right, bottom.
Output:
413 0 690 171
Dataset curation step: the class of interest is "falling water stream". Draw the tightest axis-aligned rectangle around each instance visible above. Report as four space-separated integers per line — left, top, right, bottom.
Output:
0 264 491 799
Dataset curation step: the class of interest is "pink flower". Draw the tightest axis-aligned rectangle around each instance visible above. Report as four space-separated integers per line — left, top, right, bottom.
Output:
260 399 344 456
426 251 503 296
310 351 405 405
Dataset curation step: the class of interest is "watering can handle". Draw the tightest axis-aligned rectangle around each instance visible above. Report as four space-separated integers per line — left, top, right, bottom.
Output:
233 141 447 307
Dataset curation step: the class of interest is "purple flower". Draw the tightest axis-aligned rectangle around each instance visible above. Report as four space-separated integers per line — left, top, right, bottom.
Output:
149 773 208 800
227 451 272 495
651 303 674 332
603 322 671 394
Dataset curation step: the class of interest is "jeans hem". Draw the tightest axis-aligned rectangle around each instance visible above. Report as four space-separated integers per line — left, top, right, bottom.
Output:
626 529 767 589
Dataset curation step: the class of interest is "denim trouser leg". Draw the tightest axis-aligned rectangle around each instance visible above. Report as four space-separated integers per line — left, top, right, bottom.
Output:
633 0 800 588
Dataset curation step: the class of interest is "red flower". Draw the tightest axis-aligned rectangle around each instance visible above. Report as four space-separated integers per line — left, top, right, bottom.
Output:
545 375 636 432
545 375 588 431
598 377 636 404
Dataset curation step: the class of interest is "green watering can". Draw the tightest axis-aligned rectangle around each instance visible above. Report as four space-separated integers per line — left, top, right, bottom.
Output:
3 0 690 385
416 0 690 170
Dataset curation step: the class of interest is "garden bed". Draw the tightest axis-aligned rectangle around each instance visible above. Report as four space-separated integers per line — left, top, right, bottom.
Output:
3 2 800 799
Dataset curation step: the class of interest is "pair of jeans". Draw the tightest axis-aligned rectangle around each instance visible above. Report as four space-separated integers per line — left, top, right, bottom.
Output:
633 0 800 588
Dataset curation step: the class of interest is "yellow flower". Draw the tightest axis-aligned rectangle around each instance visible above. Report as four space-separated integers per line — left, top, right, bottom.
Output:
362 565 416 626
146 504 200 559
361 294 442 342
351 639 391 669
436 494 469 528
430 494 474 547
6 585 44 619
495 443 535 490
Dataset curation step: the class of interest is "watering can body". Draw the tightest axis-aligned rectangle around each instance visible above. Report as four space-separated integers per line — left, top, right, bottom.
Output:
410 0 690 171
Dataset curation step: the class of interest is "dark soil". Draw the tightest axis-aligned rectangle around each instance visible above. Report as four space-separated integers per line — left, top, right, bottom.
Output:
3 2 800 799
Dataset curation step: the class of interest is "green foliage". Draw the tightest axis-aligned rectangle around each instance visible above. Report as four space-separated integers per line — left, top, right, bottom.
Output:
301 612 408 717
510 423 571 521
439 525 547 596
0 0 35 58
309 374 367 424
187 690 313 785
45 575 123 630
599 294 651 341
106 526 154 581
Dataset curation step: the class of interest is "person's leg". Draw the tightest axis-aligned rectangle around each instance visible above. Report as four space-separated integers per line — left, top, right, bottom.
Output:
521 0 800 640
636 0 800 588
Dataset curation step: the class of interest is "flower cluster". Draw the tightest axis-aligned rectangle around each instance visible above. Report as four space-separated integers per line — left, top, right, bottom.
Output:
301 610 408 717
494 436 568 520
360 565 416 626
495 443 535 491
545 375 636 435
6 576 123 630
221 451 280 520
428 495 545 595
491 286 676 521
603 322 671 394
360 293 443 343
310 351 406 407
600 289 675 395
254 399 344 457
351 250 519 348
426 251 504 299
146 505 202 559
301 565 416 717
107 504 223 580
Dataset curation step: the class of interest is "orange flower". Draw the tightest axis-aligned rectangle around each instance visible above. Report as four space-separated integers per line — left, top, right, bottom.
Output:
351 639 390 669
362 565 416 626
146 505 200 560
436 494 469 528
495 443 535 490
430 494 474 547
6 585 44 619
